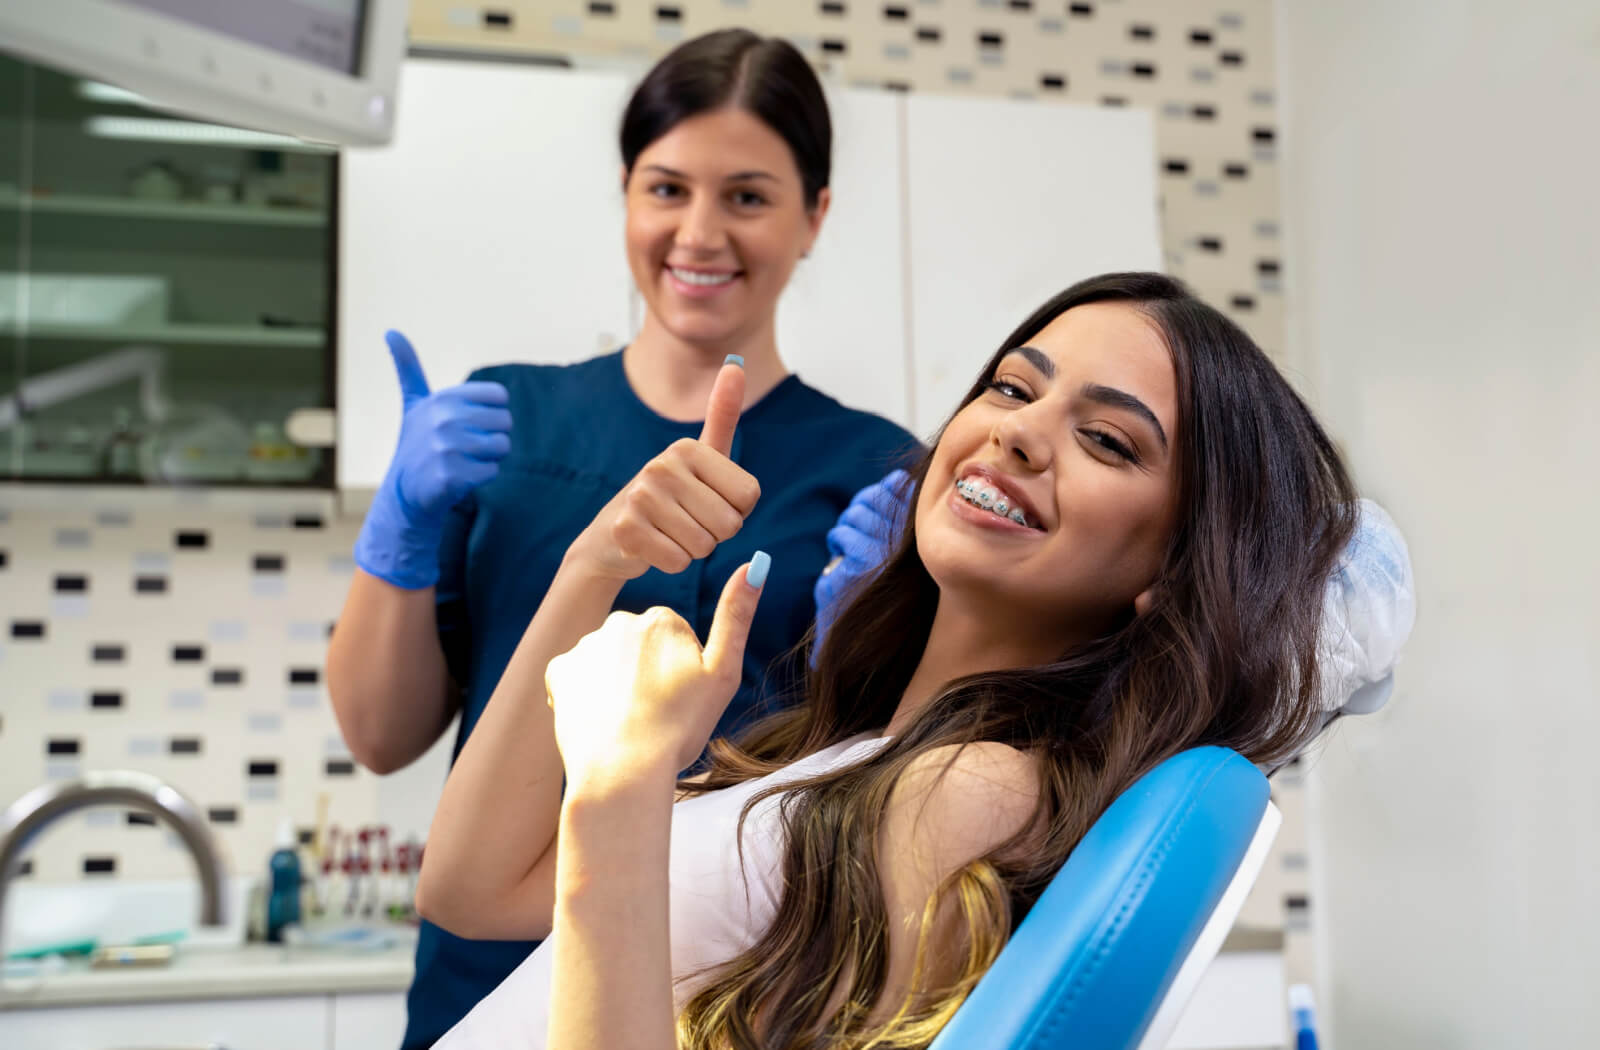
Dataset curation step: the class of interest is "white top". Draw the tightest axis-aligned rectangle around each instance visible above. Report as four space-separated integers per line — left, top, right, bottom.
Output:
437 733 892 1049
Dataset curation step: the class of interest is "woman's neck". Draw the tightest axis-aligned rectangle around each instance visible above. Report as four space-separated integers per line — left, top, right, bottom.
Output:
622 312 788 422
886 597 1067 737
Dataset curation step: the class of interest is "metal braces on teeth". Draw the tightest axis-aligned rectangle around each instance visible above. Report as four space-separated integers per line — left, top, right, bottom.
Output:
956 478 1031 527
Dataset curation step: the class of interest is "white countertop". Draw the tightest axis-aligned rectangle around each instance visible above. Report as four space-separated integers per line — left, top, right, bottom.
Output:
0 936 415 1009
0 922 1285 1018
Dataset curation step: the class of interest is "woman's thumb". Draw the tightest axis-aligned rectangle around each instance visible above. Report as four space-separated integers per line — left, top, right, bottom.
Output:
385 329 432 407
702 552 769 679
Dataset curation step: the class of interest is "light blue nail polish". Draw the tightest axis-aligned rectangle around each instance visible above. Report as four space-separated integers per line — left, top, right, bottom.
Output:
724 354 745 368
747 550 771 590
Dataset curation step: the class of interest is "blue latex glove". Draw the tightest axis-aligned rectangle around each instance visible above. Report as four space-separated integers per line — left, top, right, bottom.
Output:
353 330 513 589
812 469 912 662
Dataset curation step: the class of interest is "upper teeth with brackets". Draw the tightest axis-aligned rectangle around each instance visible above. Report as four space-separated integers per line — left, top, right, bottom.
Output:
956 477 1037 529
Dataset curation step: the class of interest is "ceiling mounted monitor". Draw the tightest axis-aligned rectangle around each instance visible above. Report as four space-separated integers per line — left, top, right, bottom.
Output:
0 0 408 146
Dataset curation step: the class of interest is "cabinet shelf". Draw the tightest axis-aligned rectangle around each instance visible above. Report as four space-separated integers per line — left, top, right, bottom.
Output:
0 189 326 228
6 321 325 347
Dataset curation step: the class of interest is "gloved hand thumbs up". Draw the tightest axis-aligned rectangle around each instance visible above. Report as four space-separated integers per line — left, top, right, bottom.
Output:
354 329 512 590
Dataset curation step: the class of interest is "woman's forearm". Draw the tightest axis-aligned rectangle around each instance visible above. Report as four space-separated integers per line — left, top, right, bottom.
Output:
548 760 679 1050
326 572 457 775
415 552 625 939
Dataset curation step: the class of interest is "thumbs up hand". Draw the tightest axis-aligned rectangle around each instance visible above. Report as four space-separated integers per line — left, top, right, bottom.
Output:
381 330 513 523
567 356 760 582
353 330 513 589
547 555 769 782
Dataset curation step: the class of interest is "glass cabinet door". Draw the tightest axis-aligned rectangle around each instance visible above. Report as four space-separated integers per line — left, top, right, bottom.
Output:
0 52 334 485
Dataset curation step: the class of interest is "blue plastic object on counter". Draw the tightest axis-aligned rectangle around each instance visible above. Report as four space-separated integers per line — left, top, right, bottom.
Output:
1289 982 1320 1050
266 817 302 943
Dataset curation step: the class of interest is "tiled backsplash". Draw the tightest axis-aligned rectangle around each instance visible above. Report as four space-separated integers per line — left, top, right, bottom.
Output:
0 492 379 885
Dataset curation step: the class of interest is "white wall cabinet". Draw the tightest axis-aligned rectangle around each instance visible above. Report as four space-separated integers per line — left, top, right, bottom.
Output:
338 60 636 491
769 88 911 434
338 62 1160 487
902 94 1162 436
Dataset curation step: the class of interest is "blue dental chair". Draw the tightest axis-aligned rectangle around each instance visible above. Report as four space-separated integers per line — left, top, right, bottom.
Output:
931 746 1279 1050
931 499 1410 1046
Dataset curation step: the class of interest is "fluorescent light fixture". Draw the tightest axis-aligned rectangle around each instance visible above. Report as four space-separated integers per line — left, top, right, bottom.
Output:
78 79 150 106
83 116 334 153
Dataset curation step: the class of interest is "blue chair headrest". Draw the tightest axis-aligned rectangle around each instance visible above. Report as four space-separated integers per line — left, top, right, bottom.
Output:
930 746 1269 1050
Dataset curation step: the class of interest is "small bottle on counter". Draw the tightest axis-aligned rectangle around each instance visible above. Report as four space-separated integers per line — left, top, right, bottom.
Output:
266 816 302 942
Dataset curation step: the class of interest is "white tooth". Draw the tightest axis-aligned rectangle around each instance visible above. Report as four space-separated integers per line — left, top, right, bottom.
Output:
958 478 1035 527
671 267 733 286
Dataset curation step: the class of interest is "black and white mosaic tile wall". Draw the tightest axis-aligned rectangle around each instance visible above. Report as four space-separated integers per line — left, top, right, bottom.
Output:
0 494 374 885
408 0 1287 355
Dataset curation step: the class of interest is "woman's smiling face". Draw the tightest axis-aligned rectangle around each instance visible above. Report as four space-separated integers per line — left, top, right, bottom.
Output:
623 105 826 352
915 301 1182 649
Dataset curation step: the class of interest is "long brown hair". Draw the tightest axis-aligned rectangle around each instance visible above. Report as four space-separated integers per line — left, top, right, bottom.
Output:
677 273 1358 1049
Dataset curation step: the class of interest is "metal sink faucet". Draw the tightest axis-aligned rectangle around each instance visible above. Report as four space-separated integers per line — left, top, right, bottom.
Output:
0 771 227 969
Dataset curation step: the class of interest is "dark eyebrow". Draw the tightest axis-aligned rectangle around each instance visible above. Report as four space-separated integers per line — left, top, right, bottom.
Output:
999 347 1168 451
642 164 779 183
1081 382 1168 451
1007 345 1056 379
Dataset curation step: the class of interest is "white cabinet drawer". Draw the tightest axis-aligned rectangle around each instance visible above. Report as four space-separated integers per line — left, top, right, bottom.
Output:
331 991 408 1050
0 994 330 1050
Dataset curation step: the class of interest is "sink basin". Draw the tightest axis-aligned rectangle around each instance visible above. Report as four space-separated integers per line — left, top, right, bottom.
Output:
4 877 252 958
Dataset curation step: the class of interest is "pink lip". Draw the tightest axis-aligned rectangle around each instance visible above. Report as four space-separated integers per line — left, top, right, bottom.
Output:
955 464 1047 531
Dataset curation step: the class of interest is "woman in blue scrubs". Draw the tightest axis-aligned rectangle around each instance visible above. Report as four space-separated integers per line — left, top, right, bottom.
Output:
324 29 916 1049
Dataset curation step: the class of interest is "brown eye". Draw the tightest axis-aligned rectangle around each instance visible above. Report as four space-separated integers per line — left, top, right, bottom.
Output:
982 379 1029 402
1082 429 1138 463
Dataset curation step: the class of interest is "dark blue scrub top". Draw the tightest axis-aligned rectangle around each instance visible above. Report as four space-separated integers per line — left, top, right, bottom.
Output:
402 350 919 1048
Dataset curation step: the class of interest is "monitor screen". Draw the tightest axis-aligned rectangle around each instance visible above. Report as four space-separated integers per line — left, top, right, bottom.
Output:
118 0 367 76
0 0 404 144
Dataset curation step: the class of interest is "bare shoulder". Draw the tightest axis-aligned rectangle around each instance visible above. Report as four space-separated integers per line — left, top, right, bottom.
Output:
895 741 1039 804
855 742 1042 1023
887 742 1039 865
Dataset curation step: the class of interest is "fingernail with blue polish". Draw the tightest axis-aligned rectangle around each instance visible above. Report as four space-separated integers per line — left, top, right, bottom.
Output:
724 354 745 368
747 551 771 590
